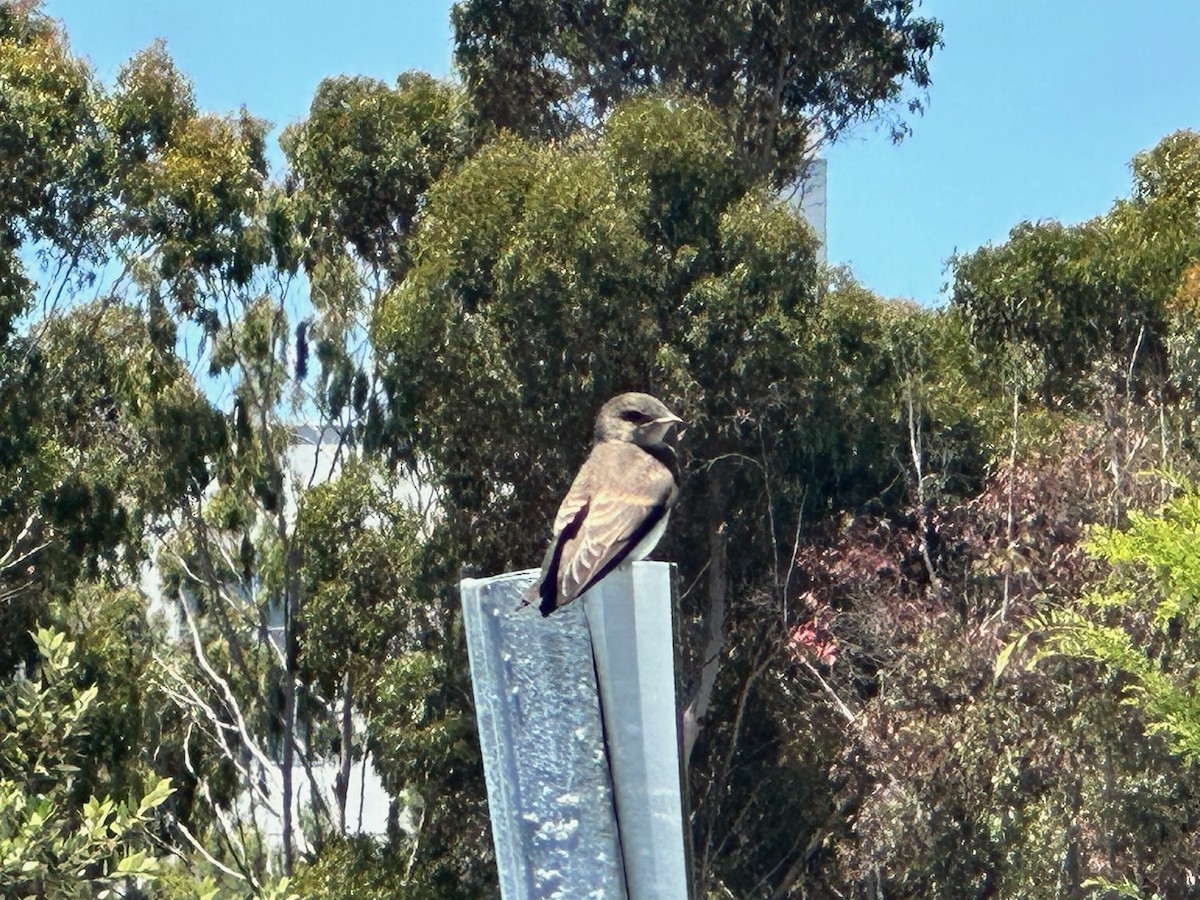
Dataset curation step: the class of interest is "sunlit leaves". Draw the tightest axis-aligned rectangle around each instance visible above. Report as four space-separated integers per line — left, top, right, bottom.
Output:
283 71 471 287
0 627 173 897
106 40 197 168
952 130 1200 408
1132 130 1200 211
1089 494 1200 626
0 1 107 324
1023 482 1200 769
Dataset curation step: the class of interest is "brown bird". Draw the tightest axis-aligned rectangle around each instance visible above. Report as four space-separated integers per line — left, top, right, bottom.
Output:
527 392 684 616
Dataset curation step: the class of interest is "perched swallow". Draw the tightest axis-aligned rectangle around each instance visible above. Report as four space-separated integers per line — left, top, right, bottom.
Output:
527 392 684 616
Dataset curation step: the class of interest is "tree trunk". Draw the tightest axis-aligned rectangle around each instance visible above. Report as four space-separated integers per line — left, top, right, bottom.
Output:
334 668 354 835
1064 777 1083 898
682 480 729 765
905 382 941 593
280 667 295 875
280 539 302 875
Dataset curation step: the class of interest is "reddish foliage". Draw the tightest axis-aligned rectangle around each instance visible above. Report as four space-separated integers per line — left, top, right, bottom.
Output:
772 419 1190 896
787 610 839 666
937 420 1165 619
790 511 943 671
784 422 1167 684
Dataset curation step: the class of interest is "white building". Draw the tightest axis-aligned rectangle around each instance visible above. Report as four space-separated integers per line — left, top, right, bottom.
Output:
789 157 828 264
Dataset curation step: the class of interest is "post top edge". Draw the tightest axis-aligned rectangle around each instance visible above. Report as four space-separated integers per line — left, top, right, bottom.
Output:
460 561 675 591
459 568 540 591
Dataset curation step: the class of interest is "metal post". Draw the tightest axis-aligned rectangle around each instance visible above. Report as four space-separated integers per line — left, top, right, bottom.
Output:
462 569 628 898
585 564 691 899
461 562 691 900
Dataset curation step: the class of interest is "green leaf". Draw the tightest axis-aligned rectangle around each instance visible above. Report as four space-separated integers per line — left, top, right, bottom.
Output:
116 850 145 874
993 634 1026 682
136 777 174 816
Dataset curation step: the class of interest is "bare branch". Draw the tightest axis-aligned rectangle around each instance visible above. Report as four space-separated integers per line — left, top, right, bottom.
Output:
178 598 282 786
172 817 249 883
0 514 49 574
798 656 856 724
905 380 941 592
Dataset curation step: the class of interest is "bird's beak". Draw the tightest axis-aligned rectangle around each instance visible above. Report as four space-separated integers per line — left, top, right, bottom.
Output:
653 414 686 446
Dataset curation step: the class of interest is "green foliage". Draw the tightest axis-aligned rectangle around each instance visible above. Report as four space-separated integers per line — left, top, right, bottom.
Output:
366 651 494 896
0 300 222 671
0 0 107 264
792 274 996 508
1132 130 1200 209
0 627 173 898
295 461 423 697
0 0 105 357
368 652 474 793
952 130 1200 408
372 97 824 573
282 72 472 283
105 39 197 167
452 0 942 184
372 86 1019 895
2 2 483 892
11 1 1200 896
1032 482 1200 764
144 109 270 290
953 219 1110 402
37 300 221 509
292 835 474 900
292 836 405 898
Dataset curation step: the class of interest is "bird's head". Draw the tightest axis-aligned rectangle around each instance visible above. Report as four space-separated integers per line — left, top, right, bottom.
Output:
594 392 685 450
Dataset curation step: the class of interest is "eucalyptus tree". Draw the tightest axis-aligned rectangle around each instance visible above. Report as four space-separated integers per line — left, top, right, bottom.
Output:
952 130 1200 410
369 92 994 893
452 0 941 185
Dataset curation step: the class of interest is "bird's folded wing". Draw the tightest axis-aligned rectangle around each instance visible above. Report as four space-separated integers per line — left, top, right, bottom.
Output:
552 469 591 537
558 443 676 603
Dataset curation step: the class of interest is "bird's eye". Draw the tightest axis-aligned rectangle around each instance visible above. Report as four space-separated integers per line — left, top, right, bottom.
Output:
620 409 649 423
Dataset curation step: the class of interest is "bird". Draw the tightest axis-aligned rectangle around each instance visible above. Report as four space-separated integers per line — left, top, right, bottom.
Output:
526 392 684 617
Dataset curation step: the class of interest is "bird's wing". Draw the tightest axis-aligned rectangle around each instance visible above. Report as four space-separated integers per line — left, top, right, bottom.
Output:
551 466 592 537
527 459 593 613
552 442 677 611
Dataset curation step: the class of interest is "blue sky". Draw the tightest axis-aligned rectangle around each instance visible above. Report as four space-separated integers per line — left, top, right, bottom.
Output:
44 0 1200 305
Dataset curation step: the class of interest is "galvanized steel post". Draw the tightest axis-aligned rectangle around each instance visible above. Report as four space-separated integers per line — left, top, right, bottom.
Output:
461 562 691 900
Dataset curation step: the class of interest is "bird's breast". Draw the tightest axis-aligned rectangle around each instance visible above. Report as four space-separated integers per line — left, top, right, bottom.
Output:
628 511 670 562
